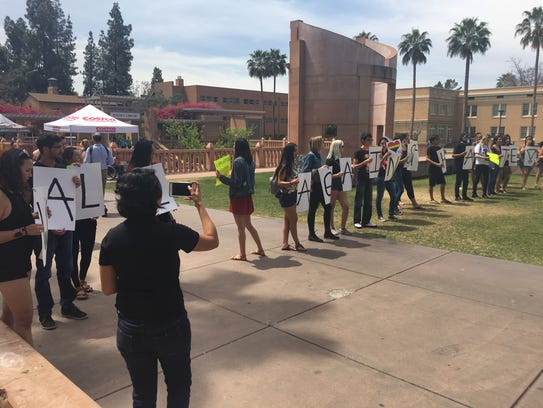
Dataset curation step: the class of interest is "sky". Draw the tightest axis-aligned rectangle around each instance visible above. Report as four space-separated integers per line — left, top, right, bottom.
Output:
1 0 542 96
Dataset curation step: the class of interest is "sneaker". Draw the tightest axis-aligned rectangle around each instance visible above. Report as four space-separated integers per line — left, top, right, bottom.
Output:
340 228 352 235
363 223 377 228
455 196 461 201
330 228 340 236
389 215 398 221
472 194 480 198
324 232 340 240
354 223 363 229
378 216 387 222
39 315 57 330
462 197 473 202
61 304 88 320
308 234 323 243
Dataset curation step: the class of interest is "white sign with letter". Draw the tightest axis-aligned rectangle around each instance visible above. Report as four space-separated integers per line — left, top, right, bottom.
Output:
384 151 401 181
368 146 382 179
73 163 104 219
437 148 447 173
462 146 474 170
524 146 539 167
318 166 332 205
339 158 353 191
406 141 419 171
296 172 311 213
32 186 49 260
144 163 179 215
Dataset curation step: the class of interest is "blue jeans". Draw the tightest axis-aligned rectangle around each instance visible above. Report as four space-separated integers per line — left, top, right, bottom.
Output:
375 176 397 218
35 231 76 317
117 314 192 408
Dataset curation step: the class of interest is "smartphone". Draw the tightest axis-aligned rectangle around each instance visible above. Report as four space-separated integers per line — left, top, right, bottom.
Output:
169 182 193 196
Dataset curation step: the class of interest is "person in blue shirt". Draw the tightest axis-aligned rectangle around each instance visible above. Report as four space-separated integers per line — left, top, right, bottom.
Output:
301 136 338 242
84 133 114 216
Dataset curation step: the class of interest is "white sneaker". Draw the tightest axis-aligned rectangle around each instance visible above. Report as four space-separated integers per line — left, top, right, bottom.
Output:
378 216 387 222
330 228 340 236
340 228 352 235
354 223 363 229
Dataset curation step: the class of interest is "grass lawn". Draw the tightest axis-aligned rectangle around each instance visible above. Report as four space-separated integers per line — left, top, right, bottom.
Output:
112 172 543 266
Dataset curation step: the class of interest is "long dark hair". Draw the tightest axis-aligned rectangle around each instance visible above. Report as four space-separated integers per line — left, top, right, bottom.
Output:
274 143 297 179
129 139 154 168
115 168 162 219
234 138 253 165
0 148 31 193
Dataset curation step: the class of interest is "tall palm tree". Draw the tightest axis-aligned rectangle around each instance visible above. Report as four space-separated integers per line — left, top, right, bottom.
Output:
353 31 379 41
515 6 543 135
268 48 287 138
446 18 491 132
398 28 432 138
247 49 270 137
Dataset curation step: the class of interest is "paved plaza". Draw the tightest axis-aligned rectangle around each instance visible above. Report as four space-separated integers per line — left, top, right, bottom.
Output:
26 191 543 407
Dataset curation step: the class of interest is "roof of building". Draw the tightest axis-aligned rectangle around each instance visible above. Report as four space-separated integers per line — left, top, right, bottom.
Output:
27 93 84 104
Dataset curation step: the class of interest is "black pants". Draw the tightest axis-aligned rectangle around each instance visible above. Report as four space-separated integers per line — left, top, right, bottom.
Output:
472 165 489 197
353 175 372 225
455 169 469 199
72 218 97 288
401 168 415 200
308 183 331 236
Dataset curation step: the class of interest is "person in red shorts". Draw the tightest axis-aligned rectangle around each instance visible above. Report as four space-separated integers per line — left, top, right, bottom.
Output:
216 138 265 261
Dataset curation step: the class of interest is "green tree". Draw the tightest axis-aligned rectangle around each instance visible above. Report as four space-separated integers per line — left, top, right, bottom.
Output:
268 48 287 139
247 49 270 137
353 31 379 41
82 31 98 96
151 67 163 85
398 28 432 138
163 120 205 149
25 0 77 94
446 18 491 131
496 72 519 88
515 6 543 134
97 2 134 95
215 127 254 148
1 17 31 102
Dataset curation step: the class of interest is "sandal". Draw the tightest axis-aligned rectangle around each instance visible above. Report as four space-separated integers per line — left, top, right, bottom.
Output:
81 281 93 293
251 249 266 257
76 287 88 300
295 243 307 252
281 245 295 251
231 254 247 261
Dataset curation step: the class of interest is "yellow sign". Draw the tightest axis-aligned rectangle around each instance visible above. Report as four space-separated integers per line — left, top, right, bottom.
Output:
214 155 231 186
487 152 500 166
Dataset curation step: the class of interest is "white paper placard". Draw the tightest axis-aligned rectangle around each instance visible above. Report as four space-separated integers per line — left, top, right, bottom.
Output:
296 172 311 213
318 167 332 205
462 146 474 170
406 141 419 171
437 148 447 173
339 158 353 191
144 163 179 215
368 146 382 179
73 163 104 220
32 186 49 260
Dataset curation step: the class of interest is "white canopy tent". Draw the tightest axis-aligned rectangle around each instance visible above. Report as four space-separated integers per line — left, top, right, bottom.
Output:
43 104 139 134
0 113 30 133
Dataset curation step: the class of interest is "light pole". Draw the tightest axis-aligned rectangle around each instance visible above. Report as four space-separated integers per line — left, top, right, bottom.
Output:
497 109 504 135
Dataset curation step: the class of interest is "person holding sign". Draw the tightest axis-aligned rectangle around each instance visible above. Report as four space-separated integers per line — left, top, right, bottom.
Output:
301 136 337 241
519 136 535 190
352 133 375 228
0 149 44 345
472 134 491 198
488 135 503 196
326 140 351 235
375 138 399 221
216 138 265 260
427 135 451 204
452 133 473 201
99 169 219 408
33 134 87 330
496 135 512 193
273 143 306 251
398 134 423 209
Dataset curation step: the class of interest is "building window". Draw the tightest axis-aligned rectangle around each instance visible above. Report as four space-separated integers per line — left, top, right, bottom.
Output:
280 101 288 107
439 104 447 115
323 124 337 138
522 102 538 116
520 126 536 138
467 105 477 117
447 127 453 143
490 126 505 136
492 104 506 117
199 96 206 102
430 103 438 115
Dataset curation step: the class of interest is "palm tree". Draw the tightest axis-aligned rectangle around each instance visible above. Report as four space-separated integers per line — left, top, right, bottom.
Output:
398 28 432 138
247 49 270 137
515 6 543 135
353 31 379 41
446 18 491 132
268 48 287 138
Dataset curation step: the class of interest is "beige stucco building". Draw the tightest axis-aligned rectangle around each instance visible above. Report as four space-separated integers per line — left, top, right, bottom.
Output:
288 20 397 155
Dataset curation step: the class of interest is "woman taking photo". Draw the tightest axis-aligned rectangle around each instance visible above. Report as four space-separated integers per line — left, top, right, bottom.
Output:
326 139 350 235
0 148 44 345
216 138 265 260
100 169 219 407
273 143 306 251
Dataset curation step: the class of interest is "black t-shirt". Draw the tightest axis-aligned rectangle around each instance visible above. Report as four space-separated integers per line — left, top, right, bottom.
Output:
453 142 467 170
427 145 442 175
325 158 342 190
99 217 199 321
353 148 369 179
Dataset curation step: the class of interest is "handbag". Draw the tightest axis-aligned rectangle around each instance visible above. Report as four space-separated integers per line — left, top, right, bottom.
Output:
269 174 281 197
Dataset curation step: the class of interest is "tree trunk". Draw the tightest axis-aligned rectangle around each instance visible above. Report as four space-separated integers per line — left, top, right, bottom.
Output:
531 45 539 135
463 58 470 133
260 76 265 138
410 63 417 138
273 75 277 138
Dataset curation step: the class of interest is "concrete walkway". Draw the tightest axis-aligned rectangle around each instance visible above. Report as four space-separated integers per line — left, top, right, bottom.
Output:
28 189 543 407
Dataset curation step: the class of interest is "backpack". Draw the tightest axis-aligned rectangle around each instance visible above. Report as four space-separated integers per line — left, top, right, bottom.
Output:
269 173 281 197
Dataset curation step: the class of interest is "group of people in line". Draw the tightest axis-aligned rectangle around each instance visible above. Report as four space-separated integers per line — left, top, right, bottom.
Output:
1 131 542 407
